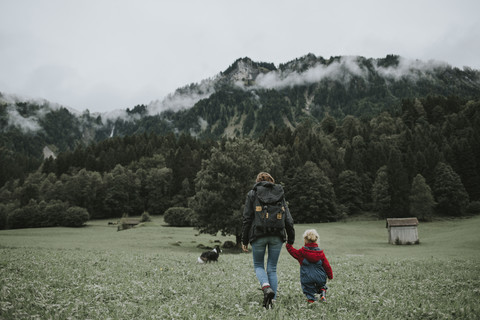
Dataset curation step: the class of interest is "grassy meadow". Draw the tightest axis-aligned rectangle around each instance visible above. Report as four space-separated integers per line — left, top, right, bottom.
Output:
1 215 480 319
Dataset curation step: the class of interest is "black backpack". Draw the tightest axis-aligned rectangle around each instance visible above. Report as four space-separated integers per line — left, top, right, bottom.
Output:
253 184 286 235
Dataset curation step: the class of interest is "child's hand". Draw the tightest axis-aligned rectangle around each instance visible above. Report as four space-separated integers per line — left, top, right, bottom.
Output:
242 244 249 252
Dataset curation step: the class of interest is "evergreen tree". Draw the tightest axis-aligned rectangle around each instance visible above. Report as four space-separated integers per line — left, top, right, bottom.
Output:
63 169 98 211
409 174 436 221
450 137 480 201
342 115 361 140
336 170 363 215
170 144 198 196
433 162 469 216
387 148 410 217
414 150 428 179
145 167 173 215
320 114 336 134
243 107 255 135
348 135 367 174
103 164 139 218
286 161 341 223
372 166 391 217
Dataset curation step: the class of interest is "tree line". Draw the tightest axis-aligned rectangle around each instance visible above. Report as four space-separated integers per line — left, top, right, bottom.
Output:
1 96 479 245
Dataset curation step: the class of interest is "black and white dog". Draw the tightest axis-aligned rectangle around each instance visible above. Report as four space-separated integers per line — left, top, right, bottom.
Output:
197 245 222 263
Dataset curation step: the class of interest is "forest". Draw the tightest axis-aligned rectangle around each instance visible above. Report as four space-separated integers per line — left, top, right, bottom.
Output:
1 94 479 245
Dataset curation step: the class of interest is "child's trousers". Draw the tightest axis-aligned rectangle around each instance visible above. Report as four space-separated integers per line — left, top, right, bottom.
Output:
302 282 327 301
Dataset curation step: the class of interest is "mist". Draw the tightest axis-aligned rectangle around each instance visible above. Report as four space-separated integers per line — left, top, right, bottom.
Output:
251 56 452 91
374 57 449 80
147 78 217 115
1 94 50 133
6 106 42 132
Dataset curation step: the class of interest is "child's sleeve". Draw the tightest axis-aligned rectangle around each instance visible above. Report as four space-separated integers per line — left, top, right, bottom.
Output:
322 254 333 280
286 243 303 264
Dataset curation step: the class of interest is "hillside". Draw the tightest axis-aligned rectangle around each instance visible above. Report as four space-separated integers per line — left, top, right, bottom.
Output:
169 55 480 138
1 54 480 186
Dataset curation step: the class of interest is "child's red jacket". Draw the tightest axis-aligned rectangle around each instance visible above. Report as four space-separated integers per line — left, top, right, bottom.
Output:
286 243 333 280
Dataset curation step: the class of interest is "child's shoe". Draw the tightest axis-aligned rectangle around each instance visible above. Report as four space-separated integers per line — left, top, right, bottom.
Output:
320 289 327 302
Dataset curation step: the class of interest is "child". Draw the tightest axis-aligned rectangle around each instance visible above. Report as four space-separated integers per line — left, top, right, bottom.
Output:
286 229 333 303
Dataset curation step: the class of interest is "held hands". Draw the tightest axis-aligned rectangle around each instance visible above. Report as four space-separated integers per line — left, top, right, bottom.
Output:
242 244 249 252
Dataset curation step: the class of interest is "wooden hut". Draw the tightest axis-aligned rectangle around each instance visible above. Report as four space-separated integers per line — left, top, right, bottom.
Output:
386 218 419 245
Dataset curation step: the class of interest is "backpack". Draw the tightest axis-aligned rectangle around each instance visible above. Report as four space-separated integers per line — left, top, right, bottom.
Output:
253 184 286 235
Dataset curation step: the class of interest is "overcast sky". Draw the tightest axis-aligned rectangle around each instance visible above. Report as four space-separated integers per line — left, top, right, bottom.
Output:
1 0 479 113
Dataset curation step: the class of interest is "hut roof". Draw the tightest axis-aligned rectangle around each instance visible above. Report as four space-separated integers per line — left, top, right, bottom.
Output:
386 217 419 228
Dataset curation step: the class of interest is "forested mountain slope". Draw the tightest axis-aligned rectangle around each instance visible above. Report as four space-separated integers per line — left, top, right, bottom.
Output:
1 54 480 200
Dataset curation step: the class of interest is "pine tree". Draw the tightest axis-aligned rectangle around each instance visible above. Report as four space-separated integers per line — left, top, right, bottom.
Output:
286 161 341 223
349 135 367 174
145 167 173 215
387 148 410 217
336 170 362 215
450 138 480 201
321 114 337 134
372 166 391 218
409 174 436 221
433 162 469 216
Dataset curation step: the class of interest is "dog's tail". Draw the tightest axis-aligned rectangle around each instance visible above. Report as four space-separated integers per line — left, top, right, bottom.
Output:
197 257 205 264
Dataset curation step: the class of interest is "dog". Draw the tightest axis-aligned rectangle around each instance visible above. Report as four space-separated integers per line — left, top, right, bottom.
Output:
197 245 222 263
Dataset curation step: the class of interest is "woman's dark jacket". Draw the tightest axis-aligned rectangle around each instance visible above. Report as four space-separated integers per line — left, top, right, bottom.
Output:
241 181 295 246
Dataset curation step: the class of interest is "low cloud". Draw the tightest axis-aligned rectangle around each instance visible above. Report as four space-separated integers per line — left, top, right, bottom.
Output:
6 106 42 132
374 57 449 80
147 78 217 115
254 56 368 90
101 109 137 123
251 56 451 90
148 91 211 115
198 116 208 131
1 93 83 133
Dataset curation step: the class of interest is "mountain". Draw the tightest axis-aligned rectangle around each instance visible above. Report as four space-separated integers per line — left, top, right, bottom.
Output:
165 54 480 138
1 54 480 185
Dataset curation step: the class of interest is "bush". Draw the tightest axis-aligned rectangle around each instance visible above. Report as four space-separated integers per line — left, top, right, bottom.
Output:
163 207 194 227
140 211 152 222
43 200 69 227
62 206 89 227
466 201 480 215
1 200 88 229
8 201 38 229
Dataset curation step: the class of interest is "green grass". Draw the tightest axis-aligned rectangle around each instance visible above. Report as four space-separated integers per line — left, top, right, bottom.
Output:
1 216 480 319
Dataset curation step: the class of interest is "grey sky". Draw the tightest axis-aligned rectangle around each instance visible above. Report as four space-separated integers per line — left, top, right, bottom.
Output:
1 0 479 113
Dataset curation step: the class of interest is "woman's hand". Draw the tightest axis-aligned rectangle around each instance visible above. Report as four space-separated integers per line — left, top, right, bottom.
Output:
242 244 249 252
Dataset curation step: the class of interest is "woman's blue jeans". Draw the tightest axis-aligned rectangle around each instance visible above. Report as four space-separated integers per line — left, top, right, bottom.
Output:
251 236 283 298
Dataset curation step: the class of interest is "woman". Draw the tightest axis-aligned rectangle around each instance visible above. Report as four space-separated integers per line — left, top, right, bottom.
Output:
241 172 295 309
